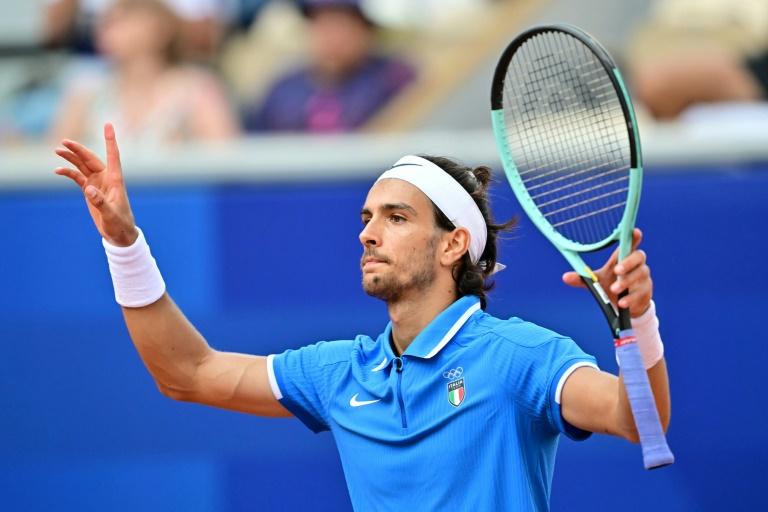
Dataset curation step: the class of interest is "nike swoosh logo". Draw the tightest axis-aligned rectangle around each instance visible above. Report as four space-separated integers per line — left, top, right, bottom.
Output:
349 393 381 407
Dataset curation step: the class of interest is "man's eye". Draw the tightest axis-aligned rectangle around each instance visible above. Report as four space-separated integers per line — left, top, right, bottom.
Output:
361 218 370 226
390 215 405 223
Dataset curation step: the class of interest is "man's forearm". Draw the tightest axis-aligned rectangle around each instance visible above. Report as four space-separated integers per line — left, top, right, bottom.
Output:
52 127 282 415
122 293 213 397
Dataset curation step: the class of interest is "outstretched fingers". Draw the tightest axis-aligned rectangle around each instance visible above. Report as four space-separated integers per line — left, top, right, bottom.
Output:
54 167 87 188
104 123 124 180
61 139 106 175
55 147 91 176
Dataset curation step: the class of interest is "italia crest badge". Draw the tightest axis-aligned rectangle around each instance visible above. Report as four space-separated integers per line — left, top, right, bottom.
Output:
443 367 465 407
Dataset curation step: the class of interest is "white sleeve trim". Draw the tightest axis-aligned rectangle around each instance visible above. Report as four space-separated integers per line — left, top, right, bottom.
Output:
266 354 283 400
555 361 599 404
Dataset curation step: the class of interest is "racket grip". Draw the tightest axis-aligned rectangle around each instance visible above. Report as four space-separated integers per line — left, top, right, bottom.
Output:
616 328 675 469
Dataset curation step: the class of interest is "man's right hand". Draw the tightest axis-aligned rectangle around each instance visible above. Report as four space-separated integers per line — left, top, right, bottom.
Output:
53 123 290 419
54 123 139 247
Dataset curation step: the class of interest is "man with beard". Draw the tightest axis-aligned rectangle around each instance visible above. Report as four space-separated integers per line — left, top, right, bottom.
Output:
54 124 670 511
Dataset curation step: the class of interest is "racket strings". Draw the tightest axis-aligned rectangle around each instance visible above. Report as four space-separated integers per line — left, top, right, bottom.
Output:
527 159 627 194
501 30 631 244
542 185 629 217
535 175 629 208
540 36 624 240
551 202 626 228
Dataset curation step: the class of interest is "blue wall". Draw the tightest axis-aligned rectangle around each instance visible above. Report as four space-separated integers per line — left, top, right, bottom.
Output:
1 165 766 510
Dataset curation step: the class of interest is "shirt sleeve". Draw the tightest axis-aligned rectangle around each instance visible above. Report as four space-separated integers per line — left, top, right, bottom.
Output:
547 354 599 440
511 335 598 441
268 340 350 433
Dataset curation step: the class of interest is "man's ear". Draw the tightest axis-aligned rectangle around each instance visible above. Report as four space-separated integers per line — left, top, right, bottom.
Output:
439 227 470 267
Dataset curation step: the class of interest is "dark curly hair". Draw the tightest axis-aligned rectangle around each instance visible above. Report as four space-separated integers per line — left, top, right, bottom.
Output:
420 155 517 309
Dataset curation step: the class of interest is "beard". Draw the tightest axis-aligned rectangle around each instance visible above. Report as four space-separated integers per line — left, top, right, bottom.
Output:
361 239 438 302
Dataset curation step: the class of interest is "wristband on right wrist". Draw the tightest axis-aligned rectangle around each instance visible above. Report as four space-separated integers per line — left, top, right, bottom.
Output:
103 227 166 308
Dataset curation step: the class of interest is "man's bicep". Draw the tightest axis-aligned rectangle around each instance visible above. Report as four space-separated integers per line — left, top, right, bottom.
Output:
191 351 292 417
560 366 622 437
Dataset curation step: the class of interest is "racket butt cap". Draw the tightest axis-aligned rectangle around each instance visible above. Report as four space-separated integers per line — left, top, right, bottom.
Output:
643 447 675 470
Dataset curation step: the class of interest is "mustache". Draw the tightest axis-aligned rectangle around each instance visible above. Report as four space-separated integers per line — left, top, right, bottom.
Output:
361 250 391 266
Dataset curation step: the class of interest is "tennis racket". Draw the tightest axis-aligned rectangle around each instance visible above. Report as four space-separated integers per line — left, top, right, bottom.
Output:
490 24 674 469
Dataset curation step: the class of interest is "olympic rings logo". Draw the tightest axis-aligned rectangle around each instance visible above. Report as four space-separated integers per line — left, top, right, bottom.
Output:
442 367 463 380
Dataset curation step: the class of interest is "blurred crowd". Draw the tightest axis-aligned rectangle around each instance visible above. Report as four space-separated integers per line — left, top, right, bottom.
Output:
628 0 768 122
0 0 430 146
1 0 767 148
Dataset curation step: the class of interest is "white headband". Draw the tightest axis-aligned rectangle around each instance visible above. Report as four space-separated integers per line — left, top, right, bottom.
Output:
376 155 488 265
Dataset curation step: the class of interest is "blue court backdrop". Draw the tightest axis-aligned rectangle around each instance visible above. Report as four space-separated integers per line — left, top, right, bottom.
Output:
0 163 766 511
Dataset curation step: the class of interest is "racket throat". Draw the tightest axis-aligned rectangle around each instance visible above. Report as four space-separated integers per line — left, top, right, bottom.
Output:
581 276 620 336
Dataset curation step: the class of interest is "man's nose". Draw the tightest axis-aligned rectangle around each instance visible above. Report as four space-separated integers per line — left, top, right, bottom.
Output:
359 220 380 247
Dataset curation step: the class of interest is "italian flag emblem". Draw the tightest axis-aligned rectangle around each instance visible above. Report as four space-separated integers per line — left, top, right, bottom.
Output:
448 378 465 407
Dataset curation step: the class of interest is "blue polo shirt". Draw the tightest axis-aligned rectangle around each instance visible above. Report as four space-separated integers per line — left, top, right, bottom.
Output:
268 295 597 511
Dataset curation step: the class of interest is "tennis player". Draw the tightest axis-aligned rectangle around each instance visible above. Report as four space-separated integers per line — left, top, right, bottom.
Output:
54 124 670 511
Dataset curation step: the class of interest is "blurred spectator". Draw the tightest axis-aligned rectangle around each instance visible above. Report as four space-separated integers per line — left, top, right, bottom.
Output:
244 0 416 133
628 0 768 120
632 49 767 120
51 0 238 145
44 0 235 60
0 3 65 144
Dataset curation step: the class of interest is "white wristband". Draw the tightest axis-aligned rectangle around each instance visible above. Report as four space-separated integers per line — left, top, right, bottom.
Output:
103 227 166 308
630 300 664 370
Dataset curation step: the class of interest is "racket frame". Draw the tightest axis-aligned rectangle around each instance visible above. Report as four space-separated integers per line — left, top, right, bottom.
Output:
491 24 642 292
490 23 674 469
